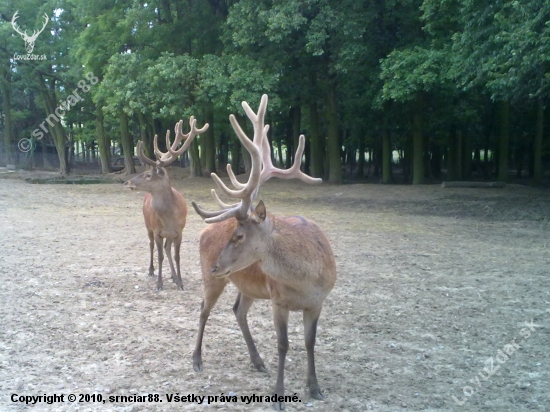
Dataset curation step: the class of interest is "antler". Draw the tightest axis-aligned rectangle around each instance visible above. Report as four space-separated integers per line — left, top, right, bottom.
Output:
11 11 26 37
192 95 268 223
259 132 321 186
30 13 49 41
137 117 209 169
192 94 322 224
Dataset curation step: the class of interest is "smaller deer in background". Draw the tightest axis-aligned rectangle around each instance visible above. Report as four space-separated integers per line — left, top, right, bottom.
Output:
124 117 208 291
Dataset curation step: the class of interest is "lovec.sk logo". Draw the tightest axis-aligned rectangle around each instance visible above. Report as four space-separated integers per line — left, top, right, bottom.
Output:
11 11 49 55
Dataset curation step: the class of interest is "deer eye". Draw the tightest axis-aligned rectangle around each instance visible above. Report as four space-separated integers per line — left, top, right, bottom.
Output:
236 234 244 241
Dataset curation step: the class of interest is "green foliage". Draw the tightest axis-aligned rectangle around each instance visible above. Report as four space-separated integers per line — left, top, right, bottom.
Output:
452 0 550 100
1 0 548 180
380 47 447 102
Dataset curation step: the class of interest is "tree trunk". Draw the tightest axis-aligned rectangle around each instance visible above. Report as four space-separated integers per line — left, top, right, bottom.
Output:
37 74 69 175
119 112 136 174
189 140 202 177
455 129 463 179
96 106 111 174
276 138 284 168
382 113 392 183
83 141 88 163
0 65 13 166
534 97 543 184
403 137 412 184
412 93 424 184
498 100 510 182
431 143 442 179
230 138 240 175
309 100 324 178
357 137 365 179
218 131 227 170
137 112 152 159
373 139 381 178
462 129 471 180
204 105 216 174
447 125 462 181
326 78 342 184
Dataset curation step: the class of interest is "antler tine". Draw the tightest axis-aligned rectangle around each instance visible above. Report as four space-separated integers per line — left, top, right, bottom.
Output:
168 117 210 158
226 164 246 190
209 114 262 199
150 128 177 167
194 95 268 222
153 134 164 162
212 94 269 198
136 140 157 168
151 127 178 165
259 133 322 185
150 118 209 168
211 189 240 209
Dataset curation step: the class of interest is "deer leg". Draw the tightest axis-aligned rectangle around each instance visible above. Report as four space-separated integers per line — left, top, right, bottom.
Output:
164 239 175 282
147 230 154 277
164 238 180 290
233 293 267 372
154 235 164 291
303 306 324 400
193 278 228 372
272 304 290 411
172 234 184 290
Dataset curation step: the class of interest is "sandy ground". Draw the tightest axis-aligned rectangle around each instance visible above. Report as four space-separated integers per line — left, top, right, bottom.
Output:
0 168 549 412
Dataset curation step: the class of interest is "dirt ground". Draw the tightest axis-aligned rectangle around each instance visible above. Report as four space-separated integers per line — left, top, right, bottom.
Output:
0 167 548 412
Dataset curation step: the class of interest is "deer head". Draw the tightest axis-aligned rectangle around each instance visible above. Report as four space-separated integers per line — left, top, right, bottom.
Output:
11 11 49 54
124 117 209 193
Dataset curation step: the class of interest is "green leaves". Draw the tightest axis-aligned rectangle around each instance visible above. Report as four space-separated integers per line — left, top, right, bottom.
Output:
451 0 550 100
380 47 448 102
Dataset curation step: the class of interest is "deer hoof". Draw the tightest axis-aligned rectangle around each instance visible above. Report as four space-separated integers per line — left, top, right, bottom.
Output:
309 387 324 400
156 285 163 291
272 401 285 411
254 363 267 373
193 361 203 372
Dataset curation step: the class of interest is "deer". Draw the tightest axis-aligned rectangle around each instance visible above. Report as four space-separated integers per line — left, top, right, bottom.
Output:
123 117 209 291
191 95 337 410
11 11 49 54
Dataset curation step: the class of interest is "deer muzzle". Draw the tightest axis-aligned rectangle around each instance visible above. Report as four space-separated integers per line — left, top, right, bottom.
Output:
123 181 136 190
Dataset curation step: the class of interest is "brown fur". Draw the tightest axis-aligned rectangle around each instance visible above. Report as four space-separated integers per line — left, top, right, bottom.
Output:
193 209 336 408
124 169 187 290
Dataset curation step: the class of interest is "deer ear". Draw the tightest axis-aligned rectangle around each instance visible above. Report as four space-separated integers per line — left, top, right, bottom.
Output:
255 200 266 222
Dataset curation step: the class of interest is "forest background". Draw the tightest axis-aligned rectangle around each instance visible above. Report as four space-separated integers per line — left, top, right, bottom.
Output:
0 0 549 185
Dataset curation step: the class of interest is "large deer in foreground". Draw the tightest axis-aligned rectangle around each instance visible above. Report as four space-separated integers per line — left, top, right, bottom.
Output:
124 117 208 291
192 95 336 410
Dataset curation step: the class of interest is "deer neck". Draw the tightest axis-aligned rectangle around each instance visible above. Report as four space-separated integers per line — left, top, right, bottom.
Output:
257 215 313 286
150 183 176 215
